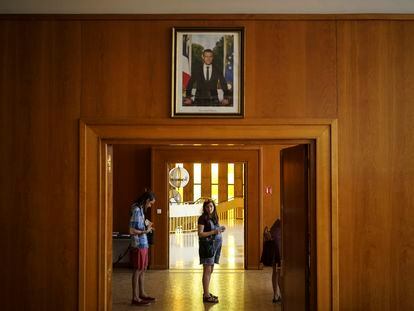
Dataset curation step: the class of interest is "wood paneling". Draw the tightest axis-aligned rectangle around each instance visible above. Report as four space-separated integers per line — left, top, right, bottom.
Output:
0 20 81 310
337 20 414 311
280 145 310 310
201 163 211 198
80 21 171 118
218 163 228 203
249 21 337 118
234 163 244 197
112 145 151 233
1 14 414 311
262 145 294 229
79 19 336 119
183 162 194 202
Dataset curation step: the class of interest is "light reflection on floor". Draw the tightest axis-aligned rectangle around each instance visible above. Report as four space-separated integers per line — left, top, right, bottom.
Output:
169 219 244 269
112 268 281 311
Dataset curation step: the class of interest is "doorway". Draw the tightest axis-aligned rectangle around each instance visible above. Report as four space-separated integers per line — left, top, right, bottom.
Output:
167 161 245 270
110 143 317 310
151 147 260 270
79 121 338 311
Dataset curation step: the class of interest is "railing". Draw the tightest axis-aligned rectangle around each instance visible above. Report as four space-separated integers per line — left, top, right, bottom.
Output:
169 197 244 233
169 216 199 233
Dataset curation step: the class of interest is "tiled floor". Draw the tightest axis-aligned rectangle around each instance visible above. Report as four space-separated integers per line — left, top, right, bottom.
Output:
112 219 280 310
112 268 281 311
169 219 244 269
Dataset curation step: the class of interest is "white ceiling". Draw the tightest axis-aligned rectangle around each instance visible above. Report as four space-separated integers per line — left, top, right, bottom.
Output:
1 0 414 14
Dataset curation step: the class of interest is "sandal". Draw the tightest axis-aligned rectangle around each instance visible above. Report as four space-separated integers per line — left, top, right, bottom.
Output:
131 299 150 306
203 295 219 303
209 293 218 299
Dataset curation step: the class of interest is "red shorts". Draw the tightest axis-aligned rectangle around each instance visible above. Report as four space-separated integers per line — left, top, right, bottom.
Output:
130 248 148 270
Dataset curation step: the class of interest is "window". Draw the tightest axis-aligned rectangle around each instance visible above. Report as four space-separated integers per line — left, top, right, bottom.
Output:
228 163 234 200
211 163 218 203
193 163 201 201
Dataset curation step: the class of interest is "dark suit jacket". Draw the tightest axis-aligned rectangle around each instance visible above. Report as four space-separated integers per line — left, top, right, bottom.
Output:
185 64 230 106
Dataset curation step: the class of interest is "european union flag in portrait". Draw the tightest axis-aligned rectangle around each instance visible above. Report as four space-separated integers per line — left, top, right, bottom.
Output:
225 53 233 89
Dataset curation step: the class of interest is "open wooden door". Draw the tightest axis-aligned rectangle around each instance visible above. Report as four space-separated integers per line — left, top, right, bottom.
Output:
280 144 313 311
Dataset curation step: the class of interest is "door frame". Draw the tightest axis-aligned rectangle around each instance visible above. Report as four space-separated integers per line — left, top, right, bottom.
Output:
79 119 338 311
151 146 260 269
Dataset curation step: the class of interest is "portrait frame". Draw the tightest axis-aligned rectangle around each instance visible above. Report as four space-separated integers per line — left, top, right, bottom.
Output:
171 27 244 118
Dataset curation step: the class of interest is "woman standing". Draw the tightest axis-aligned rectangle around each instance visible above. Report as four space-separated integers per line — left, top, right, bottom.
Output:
129 190 156 306
197 199 225 303
270 218 282 303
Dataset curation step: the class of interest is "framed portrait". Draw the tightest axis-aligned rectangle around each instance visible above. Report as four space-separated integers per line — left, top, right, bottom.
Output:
171 27 244 118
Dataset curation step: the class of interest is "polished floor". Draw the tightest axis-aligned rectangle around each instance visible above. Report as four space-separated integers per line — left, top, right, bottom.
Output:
112 267 281 310
169 219 244 269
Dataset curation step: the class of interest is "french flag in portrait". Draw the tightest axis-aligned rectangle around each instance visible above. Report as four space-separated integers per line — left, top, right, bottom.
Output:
182 34 191 89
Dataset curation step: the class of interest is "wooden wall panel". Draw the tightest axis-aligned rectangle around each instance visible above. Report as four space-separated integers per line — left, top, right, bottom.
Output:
262 145 294 229
201 163 211 198
1 14 414 311
0 20 81 310
337 21 414 310
112 145 151 233
218 163 228 203
234 163 244 197
249 21 337 118
183 162 194 202
79 19 336 119
0 21 19 309
80 21 172 118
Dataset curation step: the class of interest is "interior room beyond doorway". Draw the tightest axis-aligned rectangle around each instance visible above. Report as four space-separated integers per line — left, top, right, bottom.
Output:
168 162 245 270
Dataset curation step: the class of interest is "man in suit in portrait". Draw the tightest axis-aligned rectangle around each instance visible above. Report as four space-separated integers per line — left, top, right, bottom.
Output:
183 49 231 106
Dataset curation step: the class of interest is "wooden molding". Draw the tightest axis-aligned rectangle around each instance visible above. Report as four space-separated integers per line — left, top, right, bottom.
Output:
79 119 338 311
2 14 414 21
